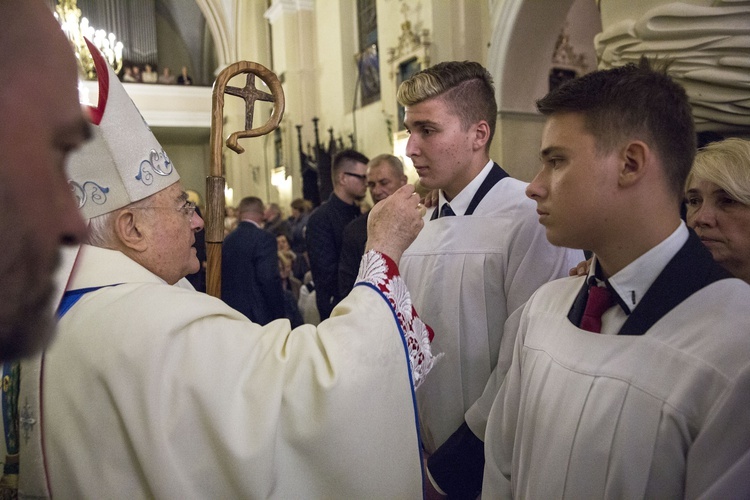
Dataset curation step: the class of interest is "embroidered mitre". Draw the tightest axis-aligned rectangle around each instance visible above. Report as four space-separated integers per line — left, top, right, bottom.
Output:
65 39 180 220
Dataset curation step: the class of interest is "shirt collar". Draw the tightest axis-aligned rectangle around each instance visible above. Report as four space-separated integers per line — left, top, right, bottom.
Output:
240 218 262 228
588 222 689 314
438 159 494 216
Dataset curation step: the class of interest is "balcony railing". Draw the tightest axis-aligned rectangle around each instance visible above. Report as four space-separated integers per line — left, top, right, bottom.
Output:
80 80 212 130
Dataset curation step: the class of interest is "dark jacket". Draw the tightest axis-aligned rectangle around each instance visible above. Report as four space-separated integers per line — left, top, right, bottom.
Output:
338 212 369 298
186 206 207 292
289 213 311 254
264 215 291 241
221 221 285 324
305 194 362 320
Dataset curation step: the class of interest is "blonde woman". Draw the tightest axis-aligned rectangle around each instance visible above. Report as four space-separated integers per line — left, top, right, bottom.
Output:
685 138 750 283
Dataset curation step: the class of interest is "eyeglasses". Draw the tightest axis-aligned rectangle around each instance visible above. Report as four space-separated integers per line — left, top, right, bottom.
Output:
132 201 197 218
177 201 197 218
343 171 367 182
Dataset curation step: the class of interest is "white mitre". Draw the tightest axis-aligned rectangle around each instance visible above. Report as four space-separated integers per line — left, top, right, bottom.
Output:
65 39 180 220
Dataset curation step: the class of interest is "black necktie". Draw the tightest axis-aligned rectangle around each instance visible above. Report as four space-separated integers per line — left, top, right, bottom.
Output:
439 203 456 218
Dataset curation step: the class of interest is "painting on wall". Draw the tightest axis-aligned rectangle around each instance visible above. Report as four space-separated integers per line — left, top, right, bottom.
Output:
358 44 381 106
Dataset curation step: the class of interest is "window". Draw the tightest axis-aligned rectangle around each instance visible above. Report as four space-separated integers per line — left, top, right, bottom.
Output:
357 0 377 50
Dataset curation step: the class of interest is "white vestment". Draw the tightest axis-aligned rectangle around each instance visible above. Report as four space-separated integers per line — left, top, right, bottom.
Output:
483 276 750 499
399 177 582 452
38 245 434 499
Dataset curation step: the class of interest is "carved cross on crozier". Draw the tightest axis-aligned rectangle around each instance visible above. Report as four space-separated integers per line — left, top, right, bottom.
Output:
225 73 275 134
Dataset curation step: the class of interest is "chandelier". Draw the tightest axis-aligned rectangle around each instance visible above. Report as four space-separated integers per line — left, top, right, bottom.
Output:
54 0 124 80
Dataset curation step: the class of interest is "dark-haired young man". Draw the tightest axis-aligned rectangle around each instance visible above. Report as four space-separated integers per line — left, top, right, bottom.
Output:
306 149 369 320
428 59 750 498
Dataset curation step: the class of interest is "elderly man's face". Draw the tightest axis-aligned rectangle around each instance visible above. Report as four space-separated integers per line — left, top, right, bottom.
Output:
135 182 204 285
367 163 408 204
0 0 89 360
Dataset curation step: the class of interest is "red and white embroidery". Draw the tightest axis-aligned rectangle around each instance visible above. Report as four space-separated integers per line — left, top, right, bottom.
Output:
356 250 440 388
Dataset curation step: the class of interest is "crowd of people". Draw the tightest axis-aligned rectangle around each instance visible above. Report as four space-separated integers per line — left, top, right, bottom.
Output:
121 63 193 85
1 1 749 497
207 196 314 328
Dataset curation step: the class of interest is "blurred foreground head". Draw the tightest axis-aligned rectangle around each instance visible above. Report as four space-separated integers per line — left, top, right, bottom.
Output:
0 0 89 360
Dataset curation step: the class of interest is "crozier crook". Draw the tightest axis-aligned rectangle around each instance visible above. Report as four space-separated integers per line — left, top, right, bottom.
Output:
206 62 285 298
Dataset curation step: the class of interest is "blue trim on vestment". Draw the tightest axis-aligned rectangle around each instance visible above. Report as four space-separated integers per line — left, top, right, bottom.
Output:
353 281 426 496
57 285 122 319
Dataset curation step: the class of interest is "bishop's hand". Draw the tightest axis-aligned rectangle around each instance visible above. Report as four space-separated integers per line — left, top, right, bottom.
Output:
366 184 424 263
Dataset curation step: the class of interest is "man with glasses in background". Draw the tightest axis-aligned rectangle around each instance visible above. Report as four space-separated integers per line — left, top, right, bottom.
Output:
306 149 370 319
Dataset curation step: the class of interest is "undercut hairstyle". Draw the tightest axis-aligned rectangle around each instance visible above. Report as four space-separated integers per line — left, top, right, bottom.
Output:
687 138 750 205
237 196 265 216
368 154 405 177
536 57 696 200
397 61 498 147
332 149 370 181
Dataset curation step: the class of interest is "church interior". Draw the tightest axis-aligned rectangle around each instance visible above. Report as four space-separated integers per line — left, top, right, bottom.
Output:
53 0 750 213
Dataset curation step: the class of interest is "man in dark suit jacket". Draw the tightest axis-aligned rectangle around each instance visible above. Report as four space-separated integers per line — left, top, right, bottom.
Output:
306 149 369 320
222 196 285 324
338 154 408 297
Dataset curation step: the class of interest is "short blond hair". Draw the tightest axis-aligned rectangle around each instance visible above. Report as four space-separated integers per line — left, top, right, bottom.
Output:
397 61 497 147
686 138 750 205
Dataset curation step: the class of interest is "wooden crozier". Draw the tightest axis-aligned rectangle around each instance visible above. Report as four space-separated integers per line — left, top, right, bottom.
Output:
206 62 285 298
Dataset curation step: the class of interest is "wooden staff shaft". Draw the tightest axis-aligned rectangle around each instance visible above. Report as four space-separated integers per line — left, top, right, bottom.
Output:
205 175 225 297
205 69 228 299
